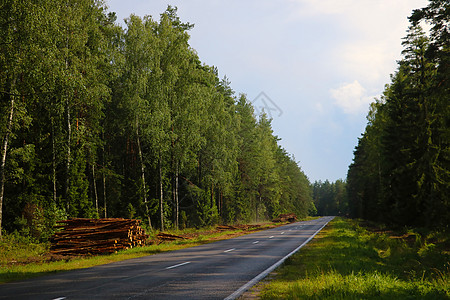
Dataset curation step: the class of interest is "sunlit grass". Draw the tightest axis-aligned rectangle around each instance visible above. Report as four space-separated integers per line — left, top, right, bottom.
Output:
263 270 448 300
259 218 449 300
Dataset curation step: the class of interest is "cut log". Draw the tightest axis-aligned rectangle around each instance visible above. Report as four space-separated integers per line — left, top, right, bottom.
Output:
156 232 188 242
216 225 238 231
50 218 148 256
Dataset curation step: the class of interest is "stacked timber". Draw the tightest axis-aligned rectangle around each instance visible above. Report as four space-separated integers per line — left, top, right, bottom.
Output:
216 224 262 231
156 232 187 242
216 225 239 231
50 218 148 256
272 213 298 223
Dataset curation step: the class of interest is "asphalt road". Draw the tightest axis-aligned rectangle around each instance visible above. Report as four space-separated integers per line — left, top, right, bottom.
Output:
0 216 334 300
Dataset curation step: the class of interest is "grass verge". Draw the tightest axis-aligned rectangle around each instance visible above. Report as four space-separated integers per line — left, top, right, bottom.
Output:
255 217 449 300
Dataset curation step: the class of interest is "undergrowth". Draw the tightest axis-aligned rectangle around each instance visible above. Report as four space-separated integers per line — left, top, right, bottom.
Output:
0 233 48 266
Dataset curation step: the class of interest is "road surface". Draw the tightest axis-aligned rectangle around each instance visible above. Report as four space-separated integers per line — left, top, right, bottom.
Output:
0 216 334 300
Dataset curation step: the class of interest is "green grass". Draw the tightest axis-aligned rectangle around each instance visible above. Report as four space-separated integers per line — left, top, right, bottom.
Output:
258 218 449 300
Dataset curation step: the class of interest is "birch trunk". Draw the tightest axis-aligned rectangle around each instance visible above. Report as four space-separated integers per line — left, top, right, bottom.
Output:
52 122 57 205
159 154 164 231
103 172 107 218
65 103 71 211
136 122 152 230
92 164 98 217
64 24 70 212
175 161 179 230
0 93 15 239
102 131 107 218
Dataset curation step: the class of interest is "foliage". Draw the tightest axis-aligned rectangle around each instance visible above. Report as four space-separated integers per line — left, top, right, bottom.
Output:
346 0 449 229
0 232 48 266
0 2 314 238
312 179 348 216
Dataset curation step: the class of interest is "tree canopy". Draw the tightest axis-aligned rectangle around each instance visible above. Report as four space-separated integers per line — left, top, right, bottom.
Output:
346 0 449 229
0 2 313 239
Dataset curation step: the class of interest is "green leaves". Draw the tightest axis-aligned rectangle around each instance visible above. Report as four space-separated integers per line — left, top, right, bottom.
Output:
0 3 314 237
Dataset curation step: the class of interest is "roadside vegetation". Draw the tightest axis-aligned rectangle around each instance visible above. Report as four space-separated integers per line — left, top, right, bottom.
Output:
257 218 449 300
0 220 294 284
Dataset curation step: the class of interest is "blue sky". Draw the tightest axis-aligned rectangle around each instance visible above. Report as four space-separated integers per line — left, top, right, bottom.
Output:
106 0 428 182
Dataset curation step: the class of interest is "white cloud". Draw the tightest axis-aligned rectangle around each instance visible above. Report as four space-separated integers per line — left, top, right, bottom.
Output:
287 0 428 85
330 80 374 114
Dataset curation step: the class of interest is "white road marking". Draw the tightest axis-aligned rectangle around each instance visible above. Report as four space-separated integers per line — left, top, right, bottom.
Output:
269 236 274 239
165 261 191 270
252 241 259 244
52 298 66 300
225 217 334 300
224 248 235 253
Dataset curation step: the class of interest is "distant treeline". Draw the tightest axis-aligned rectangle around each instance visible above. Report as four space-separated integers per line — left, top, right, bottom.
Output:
346 0 449 229
312 180 347 217
0 1 315 239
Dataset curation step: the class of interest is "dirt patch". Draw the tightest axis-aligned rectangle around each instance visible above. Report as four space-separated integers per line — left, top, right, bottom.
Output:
358 221 419 246
389 233 417 246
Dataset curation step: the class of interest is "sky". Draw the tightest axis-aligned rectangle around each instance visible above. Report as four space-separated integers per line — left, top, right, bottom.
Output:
105 0 429 183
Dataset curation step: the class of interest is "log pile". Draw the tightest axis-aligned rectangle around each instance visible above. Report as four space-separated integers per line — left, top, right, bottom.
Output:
50 218 148 256
216 225 239 231
216 224 262 231
272 213 298 223
156 232 187 242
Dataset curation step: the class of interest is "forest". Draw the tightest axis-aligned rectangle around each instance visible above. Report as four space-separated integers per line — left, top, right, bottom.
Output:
346 0 449 229
1 0 448 243
0 1 315 240
312 180 347 217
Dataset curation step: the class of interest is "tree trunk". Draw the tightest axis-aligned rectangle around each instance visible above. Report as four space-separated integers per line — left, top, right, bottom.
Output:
65 102 71 212
136 122 152 230
219 190 223 218
92 164 98 217
175 161 179 230
103 171 107 218
211 182 214 208
64 26 70 213
0 93 15 239
102 131 107 218
255 194 261 222
197 154 201 188
159 154 164 231
52 121 57 205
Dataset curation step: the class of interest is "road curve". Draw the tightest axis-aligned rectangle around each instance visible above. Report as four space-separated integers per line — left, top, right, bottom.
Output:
0 216 334 300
